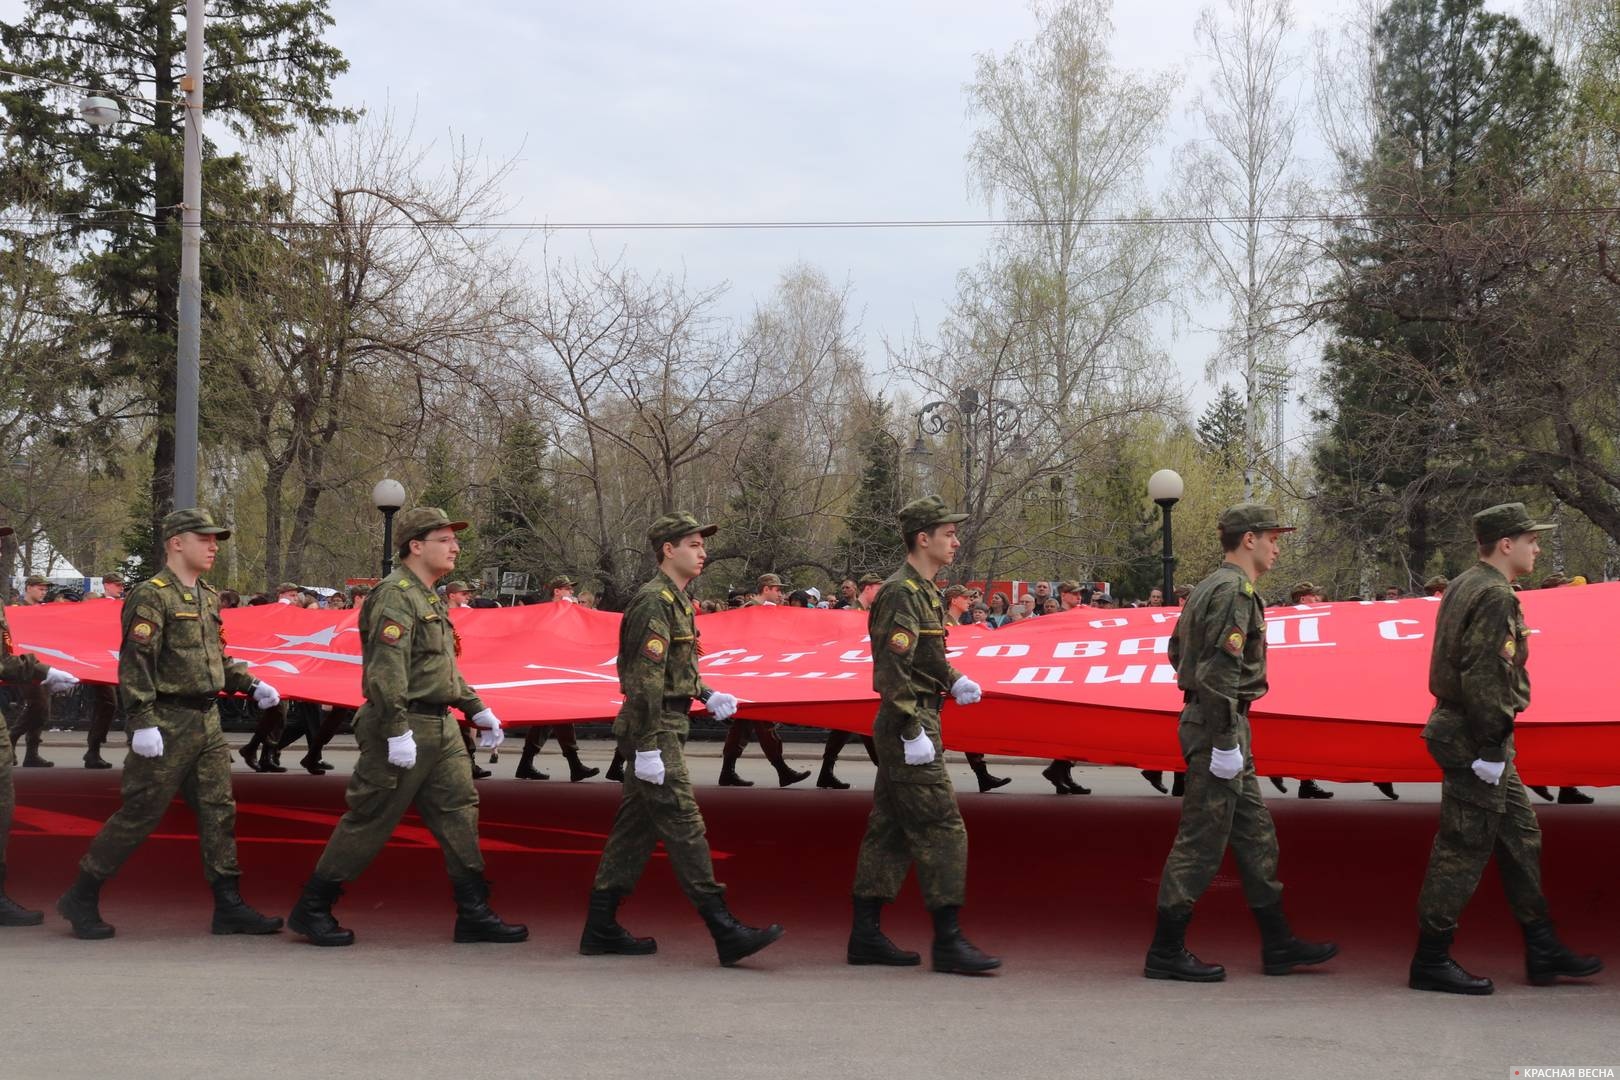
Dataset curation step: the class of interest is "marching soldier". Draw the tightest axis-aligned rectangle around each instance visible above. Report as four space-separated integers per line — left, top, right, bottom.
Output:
0 525 80 925
514 575 600 783
1144 503 1337 982
578 511 784 967
817 574 884 789
8 574 54 768
56 510 283 940
1408 503 1602 994
719 573 811 787
83 572 126 769
287 507 522 946
847 496 998 975
1266 583 1333 801
944 584 1009 794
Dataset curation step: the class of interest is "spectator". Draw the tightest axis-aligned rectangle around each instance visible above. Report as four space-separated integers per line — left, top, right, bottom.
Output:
986 592 1011 627
1147 586 1164 606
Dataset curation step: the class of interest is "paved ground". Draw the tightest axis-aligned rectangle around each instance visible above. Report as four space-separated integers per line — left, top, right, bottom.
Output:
2 734 1613 1080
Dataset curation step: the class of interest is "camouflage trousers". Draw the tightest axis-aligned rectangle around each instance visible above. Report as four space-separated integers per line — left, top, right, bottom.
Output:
1156 709 1283 916
851 703 968 909
0 733 12 871
6 683 49 752
1417 761 1548 934
592 730 724 906
80 702 241 884
314 711 483 884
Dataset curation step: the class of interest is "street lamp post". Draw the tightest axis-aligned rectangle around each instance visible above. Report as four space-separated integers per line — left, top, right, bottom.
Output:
911 386 1028 503
1147 469 1184 603
371 478 406 578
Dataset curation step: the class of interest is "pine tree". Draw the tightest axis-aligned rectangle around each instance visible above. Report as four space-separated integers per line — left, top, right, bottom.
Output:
837 401 901 576
1196 385 1247 469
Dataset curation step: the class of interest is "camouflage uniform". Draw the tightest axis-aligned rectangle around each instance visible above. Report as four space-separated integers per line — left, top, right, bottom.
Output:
850 561 969 909
312 563 487 884
78 561 258 883
0 602 52 880
6 576 52 765
591 567 725 905
1155 558 1284 917
1415 560 1548 934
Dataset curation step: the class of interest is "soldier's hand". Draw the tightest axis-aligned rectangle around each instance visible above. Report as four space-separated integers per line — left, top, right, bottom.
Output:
1470 758 1505 785
251 680 281 710
706 692 738 722
950 675 982 706
901 731 936 766
131 727 164 758
471 708 504 750
1208 745 1244 780
633 749 666 785
387 731 418 769
41 667 79 693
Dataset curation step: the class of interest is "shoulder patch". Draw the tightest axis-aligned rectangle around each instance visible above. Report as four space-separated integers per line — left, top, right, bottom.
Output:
380 620 405 645
150 577 169 588
397 579 413 590
130 621 155 643
903 579 919 592
1222 627 1245 656
1241 581 1254 595
660 588 675 602
641 634 668 662
1501 638 1517 660
887 629 914 654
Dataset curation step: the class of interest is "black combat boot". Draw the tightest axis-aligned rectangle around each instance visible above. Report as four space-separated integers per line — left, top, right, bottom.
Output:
514 746 548 780
1529 785 1555 802
774 761 812 788
718 754 754 787
1141 769 1168 794
0 867 44 927
847 896 921 966
1253 903 1338 974
83 747 112 770
605 752 625 782
578 890 656 955
1408 929 1493 994
971 760 1011 793
816 763 851 789
1375 782 1399 801
697 898 784 966
1144 908 1224 982
1268 776 1288 794
261 747 287 774
288 875 355 946
564 748 600 782
1297 779 1334 799
210 876 284 935
1170 772 1186 797
1557 787 1595 805
450 875 528 943
929 906 1000 974
1522 920 1603 986
1041 761 1073 794
56 870 115 940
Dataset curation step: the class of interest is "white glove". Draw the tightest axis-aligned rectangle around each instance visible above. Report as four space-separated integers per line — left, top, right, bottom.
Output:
251 680 281 709
387 731 417 769
706 692 738 722
634 749 666 785
902 730 936 766
471 708 504 750
1209 745 1244 780
131 727 164 758
42 668 79 693
950 675 982 706
1471 758 1505 785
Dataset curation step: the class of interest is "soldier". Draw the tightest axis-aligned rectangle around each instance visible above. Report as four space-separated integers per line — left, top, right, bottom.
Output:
0 527 81 924
578 511 784 967
515 575 600 783
719 572 810 788
1266 582 1334 800
7 574 55 768
1408 504 1603 994
846 496 998 975
81 571 127 769
817 573 883 789
445 581 473 608
1144 503 1337 982
275 582 301 605
942 585 1010 794
1526 573 1592 806
56 510 283 940
286 507 520 946
1424 575 1449 598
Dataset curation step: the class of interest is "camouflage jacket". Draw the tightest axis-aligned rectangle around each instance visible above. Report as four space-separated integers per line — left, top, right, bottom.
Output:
359 566 485 739
1168 561 1267 751
1423 561 1530 764
120 572 255 731
869 561 962 739
0 606 50 685
614 569 708 750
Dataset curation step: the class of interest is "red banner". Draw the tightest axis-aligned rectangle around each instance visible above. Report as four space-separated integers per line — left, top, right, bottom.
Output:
8 583 1618 785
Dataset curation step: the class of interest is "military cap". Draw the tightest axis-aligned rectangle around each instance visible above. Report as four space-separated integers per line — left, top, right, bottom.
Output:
1057 580 1083 595
1423 575 1449 593
445 580 473 594
757 572 786 590
24 573 48 587
349 583 372 596
1472 502 1556 545
1217 503 1295 535
395 505 469 545
162 507 231 542
897 495 968 538
647 511 717 548
1538 573 1569 589
857 572 884 587
548 575 576 591
276 581 300 594
102 571 124 585
1289 581 1321 601
941 584 970 600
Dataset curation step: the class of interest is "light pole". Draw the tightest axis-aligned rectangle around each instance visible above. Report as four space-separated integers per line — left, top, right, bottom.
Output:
371 479 406 578
909 386 1028 504
1147 469 1184 603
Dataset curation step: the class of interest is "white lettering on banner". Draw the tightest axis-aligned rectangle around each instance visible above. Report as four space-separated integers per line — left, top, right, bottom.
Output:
1152 664 1177 683
840 649 873 664
1379 619 1424 641
727 671 858 680
1118 636 1170 656
1006 666 1072 684
1265 616 1322 645
1054 641 1107 659
976 642 1030 658
777 652 812 663
1149 612 1180 624
700 648 750 666
1085 665 1150 684
1088 617 1128 629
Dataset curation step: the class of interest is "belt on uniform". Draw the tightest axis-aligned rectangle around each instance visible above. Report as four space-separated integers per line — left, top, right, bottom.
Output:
920 692 947 710
157 693 218 710
406 701 449 717
665 695 692 710
1183 691 1249 715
